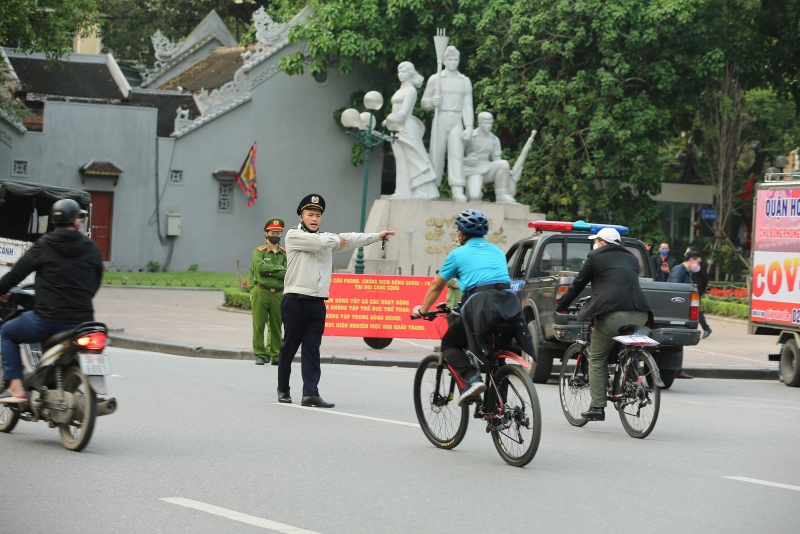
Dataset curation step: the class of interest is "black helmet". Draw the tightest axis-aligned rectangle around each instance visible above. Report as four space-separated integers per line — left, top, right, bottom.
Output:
456 209 489 235
51 199 87 227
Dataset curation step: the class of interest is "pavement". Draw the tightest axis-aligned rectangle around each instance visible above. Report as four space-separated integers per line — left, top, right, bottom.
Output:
1 347 798 533
95 288 781 374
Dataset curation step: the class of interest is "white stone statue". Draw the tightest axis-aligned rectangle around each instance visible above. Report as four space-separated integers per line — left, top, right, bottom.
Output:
463 113 537 203
384 62 439 200
421 46 473 202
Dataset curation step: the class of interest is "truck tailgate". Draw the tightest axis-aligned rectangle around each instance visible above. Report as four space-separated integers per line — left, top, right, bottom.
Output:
640 281 697 328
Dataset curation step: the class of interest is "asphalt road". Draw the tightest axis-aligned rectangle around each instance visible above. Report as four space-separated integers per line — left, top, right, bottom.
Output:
2 348 798 533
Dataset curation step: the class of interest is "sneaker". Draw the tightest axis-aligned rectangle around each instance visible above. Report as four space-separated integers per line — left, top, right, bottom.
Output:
457 376 487 406
255 357 266 365
0 390 27 404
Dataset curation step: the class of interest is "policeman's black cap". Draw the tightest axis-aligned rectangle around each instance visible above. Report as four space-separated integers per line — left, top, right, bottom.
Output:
297 194 325 215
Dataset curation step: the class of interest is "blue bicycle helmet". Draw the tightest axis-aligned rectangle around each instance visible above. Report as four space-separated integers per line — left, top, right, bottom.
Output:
456 209 489 235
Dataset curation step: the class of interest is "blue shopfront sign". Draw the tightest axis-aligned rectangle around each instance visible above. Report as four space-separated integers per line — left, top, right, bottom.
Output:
700 208 717 221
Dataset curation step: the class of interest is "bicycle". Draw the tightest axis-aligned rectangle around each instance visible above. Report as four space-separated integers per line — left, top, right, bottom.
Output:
411 304 542 467
558 296 664 439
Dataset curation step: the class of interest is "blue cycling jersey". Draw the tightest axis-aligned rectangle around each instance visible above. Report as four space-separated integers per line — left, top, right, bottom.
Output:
439 237 510 292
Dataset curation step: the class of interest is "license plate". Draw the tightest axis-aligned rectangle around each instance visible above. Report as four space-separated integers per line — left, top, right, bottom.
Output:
79 353 112 376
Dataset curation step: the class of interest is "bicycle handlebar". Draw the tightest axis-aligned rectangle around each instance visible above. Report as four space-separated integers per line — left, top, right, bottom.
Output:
410 304 460 321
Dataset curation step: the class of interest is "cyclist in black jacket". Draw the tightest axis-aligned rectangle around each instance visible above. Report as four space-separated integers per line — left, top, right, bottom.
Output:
0 199 103 403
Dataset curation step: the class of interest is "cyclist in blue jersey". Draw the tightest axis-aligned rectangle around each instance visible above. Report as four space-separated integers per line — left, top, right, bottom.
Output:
413 209 531 405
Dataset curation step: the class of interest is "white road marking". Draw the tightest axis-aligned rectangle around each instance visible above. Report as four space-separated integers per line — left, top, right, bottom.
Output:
724 477 800 492
161 498 322 533
396 338 435 350
684 401 800 410
274 403 419 427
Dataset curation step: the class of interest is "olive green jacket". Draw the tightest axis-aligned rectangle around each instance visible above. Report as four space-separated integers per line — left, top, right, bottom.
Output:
248 245 287 290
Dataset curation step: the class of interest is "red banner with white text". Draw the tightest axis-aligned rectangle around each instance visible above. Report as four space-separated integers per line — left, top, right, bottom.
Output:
324 274 449 339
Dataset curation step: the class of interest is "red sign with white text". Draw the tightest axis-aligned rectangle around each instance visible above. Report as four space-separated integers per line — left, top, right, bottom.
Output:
324 274 449 339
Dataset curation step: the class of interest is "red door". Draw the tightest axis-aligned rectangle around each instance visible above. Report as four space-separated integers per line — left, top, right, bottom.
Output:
87 191 113 261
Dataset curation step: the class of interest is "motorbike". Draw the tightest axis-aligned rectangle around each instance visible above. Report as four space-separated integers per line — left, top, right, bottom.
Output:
0 285 116 451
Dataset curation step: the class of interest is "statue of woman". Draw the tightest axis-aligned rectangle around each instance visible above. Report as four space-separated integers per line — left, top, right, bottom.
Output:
385 62 439 199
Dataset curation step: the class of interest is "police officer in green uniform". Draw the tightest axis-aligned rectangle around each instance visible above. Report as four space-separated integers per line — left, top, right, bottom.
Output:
249 218 287 365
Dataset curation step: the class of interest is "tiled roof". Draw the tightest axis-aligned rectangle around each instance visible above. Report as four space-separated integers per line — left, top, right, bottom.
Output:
126 91 201 137
159 47 247 92
81 161 124 175
9 57 125 100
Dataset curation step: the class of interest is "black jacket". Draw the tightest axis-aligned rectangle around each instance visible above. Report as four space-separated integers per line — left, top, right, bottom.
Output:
557 244 653 325
651 254 676 282
667 264 692 284
0 230 103 323
461 290 536 361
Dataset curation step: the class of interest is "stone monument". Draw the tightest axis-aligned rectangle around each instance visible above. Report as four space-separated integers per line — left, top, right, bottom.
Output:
464 113 537 203
421 45 473 202
346 199 545 275
383 62 439 200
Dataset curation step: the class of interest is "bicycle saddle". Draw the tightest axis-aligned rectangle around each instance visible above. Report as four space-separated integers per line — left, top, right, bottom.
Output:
618 324 637 335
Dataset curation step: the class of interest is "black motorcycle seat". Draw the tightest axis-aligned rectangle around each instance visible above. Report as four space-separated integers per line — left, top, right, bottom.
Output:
42 329 80 351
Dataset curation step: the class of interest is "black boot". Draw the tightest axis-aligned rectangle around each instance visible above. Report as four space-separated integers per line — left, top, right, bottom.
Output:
581 407 605 421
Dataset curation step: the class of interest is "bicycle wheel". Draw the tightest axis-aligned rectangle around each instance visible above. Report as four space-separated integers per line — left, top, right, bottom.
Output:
616 349 660 439
490 364 542 467
559 344 591 427
413 354 469 449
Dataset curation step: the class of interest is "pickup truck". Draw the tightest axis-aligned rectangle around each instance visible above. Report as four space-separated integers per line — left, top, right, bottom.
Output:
506 224 702 388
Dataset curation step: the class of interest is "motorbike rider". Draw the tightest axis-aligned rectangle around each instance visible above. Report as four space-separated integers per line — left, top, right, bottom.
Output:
413 209 535 406
0 199 103 403
555 227 653 421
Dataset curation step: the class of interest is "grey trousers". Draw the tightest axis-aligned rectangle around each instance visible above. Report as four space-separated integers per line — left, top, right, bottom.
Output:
588 310 649 408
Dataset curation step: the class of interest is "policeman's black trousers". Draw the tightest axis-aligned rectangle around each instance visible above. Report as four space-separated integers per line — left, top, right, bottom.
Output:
277 296 326 397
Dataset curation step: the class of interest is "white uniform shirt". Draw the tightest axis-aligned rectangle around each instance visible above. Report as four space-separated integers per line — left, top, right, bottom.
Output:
283 224 380 298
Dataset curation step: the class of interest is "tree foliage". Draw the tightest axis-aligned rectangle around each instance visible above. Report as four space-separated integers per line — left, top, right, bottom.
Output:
0 0 98 58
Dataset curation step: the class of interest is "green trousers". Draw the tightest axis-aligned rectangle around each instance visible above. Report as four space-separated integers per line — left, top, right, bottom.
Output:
251 286 283 361
588 309 649 408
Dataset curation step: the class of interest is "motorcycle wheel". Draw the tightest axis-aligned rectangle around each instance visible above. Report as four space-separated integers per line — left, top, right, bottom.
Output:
59 366 97 452
0 396 20 433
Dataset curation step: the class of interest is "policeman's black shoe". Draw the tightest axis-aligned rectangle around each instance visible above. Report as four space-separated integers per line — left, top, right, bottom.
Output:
581 407 605 421
301 396 335 408
277 390 292 404
256 357 266 365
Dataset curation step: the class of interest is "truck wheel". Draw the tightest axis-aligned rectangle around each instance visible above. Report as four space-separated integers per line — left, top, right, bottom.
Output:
659 369 677 390
525 320 558 384
364 338 392 349
781 339 800 387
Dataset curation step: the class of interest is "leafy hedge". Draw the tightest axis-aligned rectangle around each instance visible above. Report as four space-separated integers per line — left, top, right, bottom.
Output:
224 289 252 310
702 297 749 320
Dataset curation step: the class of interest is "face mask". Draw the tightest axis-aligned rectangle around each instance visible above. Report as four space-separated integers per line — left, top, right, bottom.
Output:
660 249 669 257
592 243 601 250
691 262 701 273
267 235 281 244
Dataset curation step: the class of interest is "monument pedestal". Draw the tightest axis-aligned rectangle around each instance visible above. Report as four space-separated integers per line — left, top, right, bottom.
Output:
347 199 545 275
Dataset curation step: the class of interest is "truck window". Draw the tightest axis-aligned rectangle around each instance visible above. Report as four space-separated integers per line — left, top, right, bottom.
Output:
623 244 648 278
506 245 520 277
539 241 564 273
566 241 591 271
513 243 535 279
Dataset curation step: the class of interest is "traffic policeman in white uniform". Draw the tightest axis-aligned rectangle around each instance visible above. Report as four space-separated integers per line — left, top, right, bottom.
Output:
276 194 395 407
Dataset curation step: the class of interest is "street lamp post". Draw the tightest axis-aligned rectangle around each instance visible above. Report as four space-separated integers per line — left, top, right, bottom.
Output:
340 91 402 274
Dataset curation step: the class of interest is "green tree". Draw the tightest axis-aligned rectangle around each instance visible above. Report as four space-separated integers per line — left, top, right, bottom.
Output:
1 0 99 121
0 0 98 58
